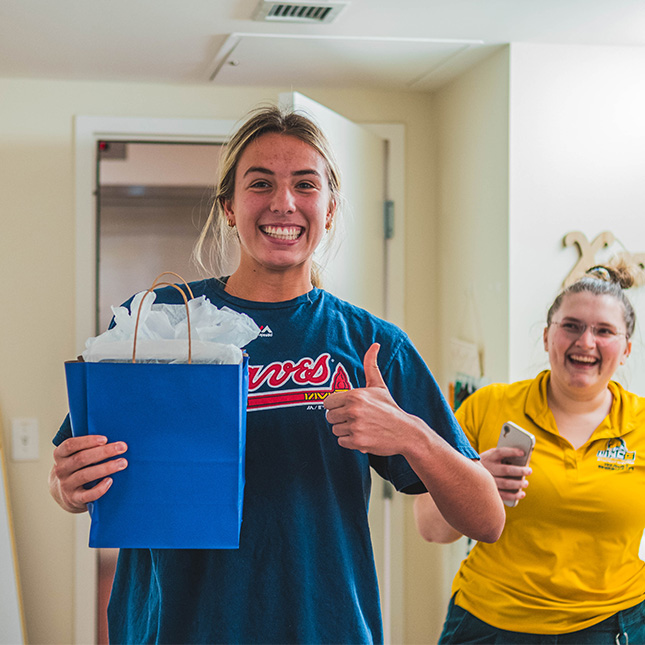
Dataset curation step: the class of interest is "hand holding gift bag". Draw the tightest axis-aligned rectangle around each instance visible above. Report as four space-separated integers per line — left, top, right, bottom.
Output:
64 273 259 548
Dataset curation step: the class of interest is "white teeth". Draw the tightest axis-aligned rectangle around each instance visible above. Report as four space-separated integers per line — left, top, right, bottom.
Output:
569 355 597 364
261 226 302 240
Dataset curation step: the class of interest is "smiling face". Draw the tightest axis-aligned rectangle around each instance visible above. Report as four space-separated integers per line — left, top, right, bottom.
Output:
223 132 335 291
544 291 632 399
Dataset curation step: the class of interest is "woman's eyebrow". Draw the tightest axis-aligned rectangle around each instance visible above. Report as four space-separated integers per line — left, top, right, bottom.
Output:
242 166 322 178
243 166 273 177
293 169 322 177
561 315 617 327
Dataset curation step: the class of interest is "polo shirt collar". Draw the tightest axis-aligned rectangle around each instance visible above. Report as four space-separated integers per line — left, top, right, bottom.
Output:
524 370 638 439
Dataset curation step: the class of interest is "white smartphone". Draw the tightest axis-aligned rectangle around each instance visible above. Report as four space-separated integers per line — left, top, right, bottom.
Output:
496 421 535 507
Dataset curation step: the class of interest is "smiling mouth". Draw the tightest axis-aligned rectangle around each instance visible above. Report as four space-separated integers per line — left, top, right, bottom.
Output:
568 354 599 366
260 225 303 241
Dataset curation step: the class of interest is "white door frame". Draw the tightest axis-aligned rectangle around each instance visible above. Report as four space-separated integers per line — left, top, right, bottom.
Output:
73 115 405 644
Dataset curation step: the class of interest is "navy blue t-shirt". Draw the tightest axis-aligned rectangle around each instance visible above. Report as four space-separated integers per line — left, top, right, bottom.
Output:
55 279 477 644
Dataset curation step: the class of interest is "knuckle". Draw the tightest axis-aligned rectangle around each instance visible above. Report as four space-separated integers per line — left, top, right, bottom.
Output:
67 451 89 472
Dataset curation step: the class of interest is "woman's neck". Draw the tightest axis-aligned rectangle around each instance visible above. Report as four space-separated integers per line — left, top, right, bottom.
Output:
224 267 313 302
547 378 613 449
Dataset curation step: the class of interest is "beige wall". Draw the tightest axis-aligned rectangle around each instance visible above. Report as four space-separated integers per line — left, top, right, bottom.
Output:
404 46 511 644
435 46 511 389
0 78 438 644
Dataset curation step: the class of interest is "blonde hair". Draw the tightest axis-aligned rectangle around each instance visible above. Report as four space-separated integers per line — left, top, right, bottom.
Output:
193 104 342 287
547 259 644 339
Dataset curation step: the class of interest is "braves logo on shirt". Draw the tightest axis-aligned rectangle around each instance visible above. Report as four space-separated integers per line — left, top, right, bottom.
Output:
247 353 352 411
596 437 636 472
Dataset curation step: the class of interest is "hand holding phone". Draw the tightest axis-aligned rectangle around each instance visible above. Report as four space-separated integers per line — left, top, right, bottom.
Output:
492 421 535 507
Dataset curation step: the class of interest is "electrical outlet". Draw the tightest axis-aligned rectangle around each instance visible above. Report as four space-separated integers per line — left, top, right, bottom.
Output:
12 418 39 461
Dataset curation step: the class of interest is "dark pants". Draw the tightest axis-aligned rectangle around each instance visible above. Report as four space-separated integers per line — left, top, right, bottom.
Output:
439 596 645 644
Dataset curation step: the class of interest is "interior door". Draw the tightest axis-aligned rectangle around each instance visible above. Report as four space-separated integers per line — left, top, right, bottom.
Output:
279 93 392 636
279 92 386 316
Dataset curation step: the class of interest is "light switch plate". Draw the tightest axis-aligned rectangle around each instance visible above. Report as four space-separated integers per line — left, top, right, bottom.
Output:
12 418 39 461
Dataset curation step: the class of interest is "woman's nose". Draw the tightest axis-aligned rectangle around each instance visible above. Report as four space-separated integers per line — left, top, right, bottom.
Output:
576 326 597 346
270 186 296 214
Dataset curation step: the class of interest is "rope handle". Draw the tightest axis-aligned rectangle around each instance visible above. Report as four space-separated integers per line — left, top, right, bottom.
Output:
132 272 195 364
150 272 195 300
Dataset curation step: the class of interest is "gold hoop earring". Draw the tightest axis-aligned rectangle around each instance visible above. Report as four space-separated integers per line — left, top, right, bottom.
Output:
227 219 235 228
325 220 333 231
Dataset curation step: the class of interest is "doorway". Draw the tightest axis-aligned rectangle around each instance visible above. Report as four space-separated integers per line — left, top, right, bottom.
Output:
95 139 223 643
96 140 221 331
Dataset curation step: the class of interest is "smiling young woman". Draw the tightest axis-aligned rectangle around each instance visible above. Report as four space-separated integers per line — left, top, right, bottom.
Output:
414 262 645 644
545 288 633 448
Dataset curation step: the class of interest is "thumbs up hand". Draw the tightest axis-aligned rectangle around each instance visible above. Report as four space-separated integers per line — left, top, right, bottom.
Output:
362 342 388 389
324 343 416 456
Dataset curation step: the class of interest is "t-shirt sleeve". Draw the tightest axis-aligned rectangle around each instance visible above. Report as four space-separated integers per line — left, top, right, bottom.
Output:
369 332 479 494
454 391 480 451
53 414 72 447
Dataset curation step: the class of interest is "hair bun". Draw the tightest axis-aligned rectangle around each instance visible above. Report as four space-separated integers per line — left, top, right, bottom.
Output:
585 259 644 289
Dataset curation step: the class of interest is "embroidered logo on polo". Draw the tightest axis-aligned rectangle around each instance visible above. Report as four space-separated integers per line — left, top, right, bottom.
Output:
258 325 273 338
247 353 352 411
596 437 636 472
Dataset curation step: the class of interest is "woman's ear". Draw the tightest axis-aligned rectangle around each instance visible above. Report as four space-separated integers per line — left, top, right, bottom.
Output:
543 326 549 352
620 339 633 365
222 198 235 226
326 199 337 230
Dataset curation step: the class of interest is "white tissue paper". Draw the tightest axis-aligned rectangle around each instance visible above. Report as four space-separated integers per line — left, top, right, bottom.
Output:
82 291 260 364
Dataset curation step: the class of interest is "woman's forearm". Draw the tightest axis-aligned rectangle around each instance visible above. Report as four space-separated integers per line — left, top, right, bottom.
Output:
402 418 505 544
413 493 463 544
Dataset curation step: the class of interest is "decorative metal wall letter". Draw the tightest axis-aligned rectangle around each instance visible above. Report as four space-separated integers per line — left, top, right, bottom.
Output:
563 230 645 287
563 231 615 287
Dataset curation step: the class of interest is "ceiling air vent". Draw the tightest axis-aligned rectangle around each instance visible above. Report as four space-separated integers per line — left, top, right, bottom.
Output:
252 1 349 24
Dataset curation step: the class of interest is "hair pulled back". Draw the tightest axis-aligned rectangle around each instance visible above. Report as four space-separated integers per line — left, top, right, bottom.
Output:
193 104 342 287
547 261 643 339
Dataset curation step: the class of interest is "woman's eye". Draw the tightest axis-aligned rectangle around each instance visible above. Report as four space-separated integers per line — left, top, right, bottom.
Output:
296 181 315 189
596 328 616 337
250 180 270 189
562 322 580 332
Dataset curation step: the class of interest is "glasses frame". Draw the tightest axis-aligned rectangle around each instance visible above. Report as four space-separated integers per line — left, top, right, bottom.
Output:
549 320 628 344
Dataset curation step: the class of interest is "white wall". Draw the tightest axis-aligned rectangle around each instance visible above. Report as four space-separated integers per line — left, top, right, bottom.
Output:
434 42 645 396
509 43 645 394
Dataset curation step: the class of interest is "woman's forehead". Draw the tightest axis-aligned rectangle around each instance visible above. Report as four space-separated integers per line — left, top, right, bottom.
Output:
558 291 624 320
241 133 324 165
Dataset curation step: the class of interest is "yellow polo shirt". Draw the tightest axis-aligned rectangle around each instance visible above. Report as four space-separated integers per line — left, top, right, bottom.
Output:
452 370 645 634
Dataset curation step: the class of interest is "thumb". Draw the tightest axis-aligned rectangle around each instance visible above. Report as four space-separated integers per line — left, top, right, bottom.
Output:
364 343 387 389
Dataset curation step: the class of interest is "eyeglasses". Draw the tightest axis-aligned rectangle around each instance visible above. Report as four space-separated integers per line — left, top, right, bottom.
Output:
550 321 628 345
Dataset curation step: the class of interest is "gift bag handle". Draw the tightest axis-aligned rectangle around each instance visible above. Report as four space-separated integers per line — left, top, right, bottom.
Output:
149 272 195 300
132 273 195 364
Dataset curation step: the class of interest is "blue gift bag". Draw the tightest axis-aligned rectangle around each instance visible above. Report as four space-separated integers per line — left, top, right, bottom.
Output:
65 357 248 549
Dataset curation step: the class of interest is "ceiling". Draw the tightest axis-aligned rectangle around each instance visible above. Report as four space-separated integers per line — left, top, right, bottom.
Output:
2 0 645 92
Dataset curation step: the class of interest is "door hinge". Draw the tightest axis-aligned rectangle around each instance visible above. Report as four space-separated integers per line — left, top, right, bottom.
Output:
383 200 394 240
